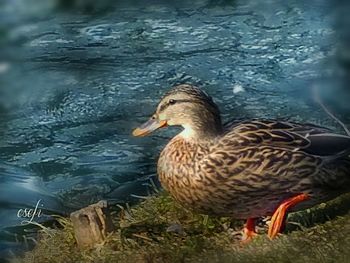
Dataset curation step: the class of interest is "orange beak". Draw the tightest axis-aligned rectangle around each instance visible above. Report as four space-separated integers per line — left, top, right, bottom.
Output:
132 118 168 137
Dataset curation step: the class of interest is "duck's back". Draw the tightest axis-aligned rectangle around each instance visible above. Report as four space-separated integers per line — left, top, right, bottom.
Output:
194 120 350 217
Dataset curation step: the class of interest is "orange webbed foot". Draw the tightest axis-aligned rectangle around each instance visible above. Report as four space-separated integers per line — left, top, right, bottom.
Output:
268 193 309 239
241 218 257 244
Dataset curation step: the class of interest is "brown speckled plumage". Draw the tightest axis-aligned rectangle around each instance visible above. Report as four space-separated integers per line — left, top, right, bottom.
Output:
135 84 350 221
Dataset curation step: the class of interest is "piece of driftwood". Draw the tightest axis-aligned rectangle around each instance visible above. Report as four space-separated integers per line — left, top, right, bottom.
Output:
70 200 114 249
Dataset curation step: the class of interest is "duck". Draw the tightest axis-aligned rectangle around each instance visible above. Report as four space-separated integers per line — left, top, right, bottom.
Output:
132 84 350 242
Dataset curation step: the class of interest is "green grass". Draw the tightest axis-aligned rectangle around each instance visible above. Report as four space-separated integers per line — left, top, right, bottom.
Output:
13 192 350 263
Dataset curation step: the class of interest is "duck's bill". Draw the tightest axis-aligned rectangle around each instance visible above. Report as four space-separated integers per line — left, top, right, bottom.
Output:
132 119 167 137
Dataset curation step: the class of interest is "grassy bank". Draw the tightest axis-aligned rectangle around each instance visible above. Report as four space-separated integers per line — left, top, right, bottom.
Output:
14 192 350 263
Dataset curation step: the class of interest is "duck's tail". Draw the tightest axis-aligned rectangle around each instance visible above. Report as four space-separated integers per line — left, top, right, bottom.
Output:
317 157 350 190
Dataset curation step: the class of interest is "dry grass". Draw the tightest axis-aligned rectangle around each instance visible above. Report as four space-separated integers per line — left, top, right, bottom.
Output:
12 192 350 263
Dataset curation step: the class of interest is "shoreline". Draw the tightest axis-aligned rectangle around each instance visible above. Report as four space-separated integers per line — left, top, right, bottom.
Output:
12 192 350 263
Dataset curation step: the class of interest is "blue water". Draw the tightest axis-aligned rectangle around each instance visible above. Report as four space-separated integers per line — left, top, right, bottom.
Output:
0 0 349 260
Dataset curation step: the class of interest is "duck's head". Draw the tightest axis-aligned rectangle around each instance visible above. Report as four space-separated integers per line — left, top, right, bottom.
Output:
132 84 223 140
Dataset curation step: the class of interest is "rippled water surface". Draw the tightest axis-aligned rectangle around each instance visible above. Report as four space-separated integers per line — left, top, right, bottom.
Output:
0 0 349 259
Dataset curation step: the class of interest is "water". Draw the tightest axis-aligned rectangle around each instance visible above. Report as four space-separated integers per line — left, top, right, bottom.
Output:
0 0 349 260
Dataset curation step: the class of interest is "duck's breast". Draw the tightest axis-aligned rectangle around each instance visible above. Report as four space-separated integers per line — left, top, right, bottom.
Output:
157 136 214 210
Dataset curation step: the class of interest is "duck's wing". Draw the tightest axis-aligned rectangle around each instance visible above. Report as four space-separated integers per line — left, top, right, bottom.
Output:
221 119 350 158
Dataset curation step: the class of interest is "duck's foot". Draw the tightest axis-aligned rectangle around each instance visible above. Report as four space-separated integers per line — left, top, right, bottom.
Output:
268 193 309 239
241 218 257 244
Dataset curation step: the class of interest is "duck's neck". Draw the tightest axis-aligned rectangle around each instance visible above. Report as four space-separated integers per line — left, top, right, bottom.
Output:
178 118 223 142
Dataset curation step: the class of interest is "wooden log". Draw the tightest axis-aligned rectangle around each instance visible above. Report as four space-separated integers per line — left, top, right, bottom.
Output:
70 200 114 249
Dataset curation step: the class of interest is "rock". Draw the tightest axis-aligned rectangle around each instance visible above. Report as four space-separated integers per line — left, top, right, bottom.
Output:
166 223 185 236
70 200 114 249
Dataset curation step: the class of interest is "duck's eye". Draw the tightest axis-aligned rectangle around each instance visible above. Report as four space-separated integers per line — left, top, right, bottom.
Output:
169 99 176 105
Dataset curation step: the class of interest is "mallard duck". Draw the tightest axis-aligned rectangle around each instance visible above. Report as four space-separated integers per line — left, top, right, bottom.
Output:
132 84 350 241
